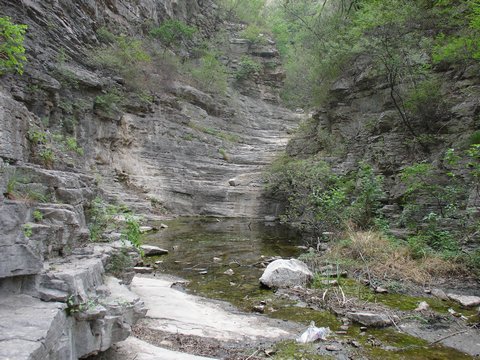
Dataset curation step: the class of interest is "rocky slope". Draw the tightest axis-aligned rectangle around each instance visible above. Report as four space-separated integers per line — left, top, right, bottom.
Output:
0 0 302 358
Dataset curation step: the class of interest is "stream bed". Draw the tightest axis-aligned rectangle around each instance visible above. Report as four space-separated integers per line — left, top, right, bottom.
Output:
142 217 475 359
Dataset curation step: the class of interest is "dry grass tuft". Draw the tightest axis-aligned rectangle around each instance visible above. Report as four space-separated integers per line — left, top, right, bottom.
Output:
324 230 467 285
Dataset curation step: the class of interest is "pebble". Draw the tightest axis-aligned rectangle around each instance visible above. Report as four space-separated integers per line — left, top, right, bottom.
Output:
198 271 208 275
213 257 222 263
375 286 388 294
326 345 340 351
415 301 430 311
253 305 265 313
223 269 235 276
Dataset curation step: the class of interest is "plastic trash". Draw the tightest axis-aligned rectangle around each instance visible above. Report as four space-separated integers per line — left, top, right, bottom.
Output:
296 321 331 343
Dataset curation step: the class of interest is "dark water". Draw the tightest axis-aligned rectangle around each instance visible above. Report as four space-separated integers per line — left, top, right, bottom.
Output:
143 217 304 307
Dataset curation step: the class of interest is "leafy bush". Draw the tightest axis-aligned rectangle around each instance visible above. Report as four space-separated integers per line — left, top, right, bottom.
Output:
0 17 28 75
149 20 196 48
121 214 142 251
186 52 228 94
235 56 263 81
265 156 384 237
241 24 267 44
94 89 123 115
218 0 266 24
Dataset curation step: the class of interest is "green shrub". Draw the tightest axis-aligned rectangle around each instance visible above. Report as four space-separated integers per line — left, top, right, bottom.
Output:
65 137 84 156
121 214 142 252
235 56 263 81
0 17 28 75
94 89 123 114
39 148 55 167
241 24 267 44
33 210 43 222
187 52 228 94
149 20 196 48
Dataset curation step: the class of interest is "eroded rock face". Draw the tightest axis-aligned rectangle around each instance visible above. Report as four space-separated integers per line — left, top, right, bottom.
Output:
259 259 313 289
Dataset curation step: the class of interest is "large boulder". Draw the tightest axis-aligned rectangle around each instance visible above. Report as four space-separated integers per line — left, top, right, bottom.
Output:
259 259 313 289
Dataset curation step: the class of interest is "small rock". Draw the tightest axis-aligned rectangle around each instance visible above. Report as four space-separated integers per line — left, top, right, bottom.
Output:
362 279 370 286
160 223 168 229
326 345 340 351
350 340 361 348
228 178 238 186
424 289 432 294
199 271 208 275
223 269 235 276
264 215 277 222
321 280 339 286
431 288 448 300
415 301 430 312
253 305 265 313
447 293 480 307
335 331 347 335
347 312 392 327
360 327 367 331
264 348 276 356
448 308 461 317
134 267 153 274
155 260 163 265
160 340 174 347
213 257 222 263
340 325 349 331
229 282 236 286
140 245 169 256
375 286 388 294
260 300 267 305
139 226 154 234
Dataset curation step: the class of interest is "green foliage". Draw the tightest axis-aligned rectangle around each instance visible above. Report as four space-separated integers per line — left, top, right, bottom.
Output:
186 51 228 94
235 56 263 81
106 248 134 276
121 214 142 251
218 0 267 24
149 20 196 48
33 209 43 222
348 163 385 228
0 17 28 75
23 223 33 238
432 0 480 63
39 148 55 167
469 130 480 145
404 77 445 129
218 148 229 161
65 137 84 156
94 89 123 115
266 156 384 236
400 162 465 225
96 27 116 44
87 198 143 252
240 24 267 44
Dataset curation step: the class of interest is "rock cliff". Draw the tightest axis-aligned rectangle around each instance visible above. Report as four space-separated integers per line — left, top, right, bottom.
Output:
0 0 300 358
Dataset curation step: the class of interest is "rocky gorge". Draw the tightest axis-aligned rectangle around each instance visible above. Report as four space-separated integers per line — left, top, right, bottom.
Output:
1 0 480 359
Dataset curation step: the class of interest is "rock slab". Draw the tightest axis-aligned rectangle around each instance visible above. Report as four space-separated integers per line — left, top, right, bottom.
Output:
259 259 313 289
141 245 169 256
447 294 480 307
346 312 392 327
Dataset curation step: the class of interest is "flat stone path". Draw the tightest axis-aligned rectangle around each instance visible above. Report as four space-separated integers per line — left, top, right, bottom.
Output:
131 275 293 341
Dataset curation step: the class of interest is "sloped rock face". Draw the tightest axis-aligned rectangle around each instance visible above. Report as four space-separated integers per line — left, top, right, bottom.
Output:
0 0 300 357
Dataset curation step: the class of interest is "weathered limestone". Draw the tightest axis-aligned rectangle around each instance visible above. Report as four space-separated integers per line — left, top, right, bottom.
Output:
259 259 313 289
346 312 392 327
447 293 480 308
131 276 294 341
140 245 169 256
